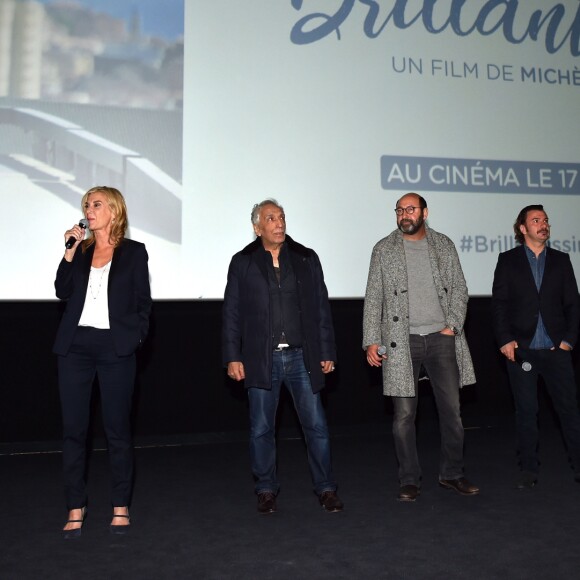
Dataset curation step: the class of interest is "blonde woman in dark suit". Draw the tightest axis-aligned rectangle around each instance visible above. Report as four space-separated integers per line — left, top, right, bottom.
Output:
54 186 151 539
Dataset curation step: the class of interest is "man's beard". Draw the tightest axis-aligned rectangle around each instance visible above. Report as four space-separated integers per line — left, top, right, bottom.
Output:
398 214 424 235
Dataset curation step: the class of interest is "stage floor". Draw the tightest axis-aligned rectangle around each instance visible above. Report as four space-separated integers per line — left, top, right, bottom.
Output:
2 417 579 579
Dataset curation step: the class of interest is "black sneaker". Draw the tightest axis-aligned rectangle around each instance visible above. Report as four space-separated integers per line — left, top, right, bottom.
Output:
516 472 538 490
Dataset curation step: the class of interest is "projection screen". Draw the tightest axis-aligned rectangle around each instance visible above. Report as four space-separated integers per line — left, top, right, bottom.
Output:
1 0 579 299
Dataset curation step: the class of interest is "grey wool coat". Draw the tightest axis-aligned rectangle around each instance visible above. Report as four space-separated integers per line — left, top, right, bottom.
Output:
362 226 476 397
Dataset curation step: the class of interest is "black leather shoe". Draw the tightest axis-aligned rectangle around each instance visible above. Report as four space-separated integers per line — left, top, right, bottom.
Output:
516 472 538 490
319 490 344 512
439 477 480 496
397 484 420 502
257 491 277 514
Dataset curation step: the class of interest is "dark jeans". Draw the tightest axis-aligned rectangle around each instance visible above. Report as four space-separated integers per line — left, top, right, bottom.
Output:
392 333 465 486
506 347 580 475
58 327 136 509
247 348 336 495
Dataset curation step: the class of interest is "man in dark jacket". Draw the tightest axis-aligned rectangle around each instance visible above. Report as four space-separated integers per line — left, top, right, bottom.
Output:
492 204 580 489
222 199 343 514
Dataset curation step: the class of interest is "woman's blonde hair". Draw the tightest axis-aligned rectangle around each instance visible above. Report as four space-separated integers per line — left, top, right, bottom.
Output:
81 186 128 250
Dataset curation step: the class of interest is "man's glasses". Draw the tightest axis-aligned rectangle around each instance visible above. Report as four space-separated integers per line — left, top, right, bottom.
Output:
394 206 422 216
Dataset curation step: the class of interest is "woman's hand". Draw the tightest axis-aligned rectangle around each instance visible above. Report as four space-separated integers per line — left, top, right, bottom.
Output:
63 224 85 260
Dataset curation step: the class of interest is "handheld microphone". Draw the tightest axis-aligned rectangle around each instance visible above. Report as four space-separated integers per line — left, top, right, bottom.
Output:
514 352 532 372
65 219 89 249
377 345 387 357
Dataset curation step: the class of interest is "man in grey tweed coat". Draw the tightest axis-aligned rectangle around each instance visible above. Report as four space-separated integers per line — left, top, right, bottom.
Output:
363 192 479 502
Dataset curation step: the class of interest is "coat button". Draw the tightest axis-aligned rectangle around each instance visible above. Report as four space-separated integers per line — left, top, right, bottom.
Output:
390 342 396 348
393 316 399 322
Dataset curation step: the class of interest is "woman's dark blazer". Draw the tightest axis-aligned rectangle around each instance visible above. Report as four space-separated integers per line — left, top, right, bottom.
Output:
53 238 152 357
492 244 580 349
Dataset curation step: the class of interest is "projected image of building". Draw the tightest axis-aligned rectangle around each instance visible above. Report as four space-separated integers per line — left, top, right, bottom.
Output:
0 0 184 299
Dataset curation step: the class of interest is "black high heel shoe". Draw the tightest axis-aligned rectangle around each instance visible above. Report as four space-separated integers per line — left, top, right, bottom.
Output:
110 509 130 535
62 506 87 540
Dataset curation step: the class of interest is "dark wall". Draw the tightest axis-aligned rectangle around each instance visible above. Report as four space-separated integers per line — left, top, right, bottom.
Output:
1 298 578 445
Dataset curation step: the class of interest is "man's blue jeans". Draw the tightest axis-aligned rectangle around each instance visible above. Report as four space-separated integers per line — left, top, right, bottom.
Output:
392 333 465 486
248 348 336 495
507 347 580 475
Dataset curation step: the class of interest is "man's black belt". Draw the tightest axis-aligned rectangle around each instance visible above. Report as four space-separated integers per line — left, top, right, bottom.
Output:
273 345 302 352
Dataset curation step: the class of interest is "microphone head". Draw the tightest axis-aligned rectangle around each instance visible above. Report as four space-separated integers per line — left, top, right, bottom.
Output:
515 351 532 372
79 218 89 229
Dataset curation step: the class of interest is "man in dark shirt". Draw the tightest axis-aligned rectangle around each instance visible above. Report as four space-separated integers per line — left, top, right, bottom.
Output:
492 204 580 488
222 199 343 514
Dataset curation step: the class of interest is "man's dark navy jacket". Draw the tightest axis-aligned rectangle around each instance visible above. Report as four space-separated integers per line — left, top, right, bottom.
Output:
492 244 579 349
222 235 336 393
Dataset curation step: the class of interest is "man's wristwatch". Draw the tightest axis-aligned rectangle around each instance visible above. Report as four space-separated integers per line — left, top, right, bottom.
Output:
446 325 459 335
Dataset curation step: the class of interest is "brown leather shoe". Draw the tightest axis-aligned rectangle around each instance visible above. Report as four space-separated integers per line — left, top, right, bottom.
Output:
397 484 420 502
439 477 480 496
257 491 277 514
319 490 344 512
